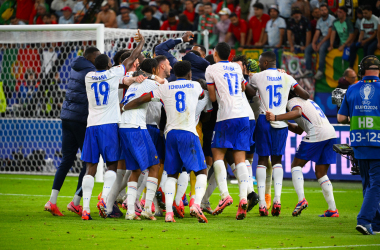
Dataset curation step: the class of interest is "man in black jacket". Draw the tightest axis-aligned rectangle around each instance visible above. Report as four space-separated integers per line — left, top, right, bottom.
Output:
44 47 100 216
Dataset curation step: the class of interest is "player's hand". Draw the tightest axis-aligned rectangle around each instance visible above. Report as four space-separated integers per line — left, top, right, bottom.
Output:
265 111 275 121
312 43 317 51
155 75 166 84
135 75 147 83
182 31 194 43
338 45 345 51
134 29 144 43
277 69 286 73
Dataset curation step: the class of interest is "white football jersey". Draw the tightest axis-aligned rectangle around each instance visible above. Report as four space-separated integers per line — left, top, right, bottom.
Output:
195 90 213 124
250 69 298 128
120 79 160 129
146 79 167 127
85 65 126 127
152 79 204 137
287 98 336 142
242 92 255 120
205 62 248 122
118 71 134 103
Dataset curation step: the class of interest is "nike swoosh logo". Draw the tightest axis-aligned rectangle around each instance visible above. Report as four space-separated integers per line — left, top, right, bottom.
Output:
219 199 228 208
73 207 79 213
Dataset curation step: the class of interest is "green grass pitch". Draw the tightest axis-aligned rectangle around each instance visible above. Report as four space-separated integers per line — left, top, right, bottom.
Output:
0 174 379 249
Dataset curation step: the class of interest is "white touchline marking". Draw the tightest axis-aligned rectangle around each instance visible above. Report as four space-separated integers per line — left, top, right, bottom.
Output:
0 193 98 198
0 177 74 181
243 244 380 250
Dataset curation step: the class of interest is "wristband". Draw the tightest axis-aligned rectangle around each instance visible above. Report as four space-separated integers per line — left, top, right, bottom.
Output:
275 115 277 121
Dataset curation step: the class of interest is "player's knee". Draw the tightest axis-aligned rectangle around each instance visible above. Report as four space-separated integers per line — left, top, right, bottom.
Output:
195 168 207 176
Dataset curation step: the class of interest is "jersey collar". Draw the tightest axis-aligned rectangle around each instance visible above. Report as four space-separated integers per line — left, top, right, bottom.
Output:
362 76 380 81
267 68 277 70
177 78 187 80
218 61 230 63
96 70 106 73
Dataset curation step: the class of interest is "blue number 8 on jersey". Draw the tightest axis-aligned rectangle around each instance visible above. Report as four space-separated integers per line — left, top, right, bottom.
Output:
175 91 186 113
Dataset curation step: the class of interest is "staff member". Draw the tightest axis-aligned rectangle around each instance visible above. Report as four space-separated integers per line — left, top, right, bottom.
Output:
337 55 380 235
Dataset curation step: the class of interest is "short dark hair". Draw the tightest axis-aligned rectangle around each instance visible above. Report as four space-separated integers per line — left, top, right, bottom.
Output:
193 45 206 55
260 51 276 62
120 51 132 62
229 13 238 18
187 50 201 57
173 61 191 77
215 42 231 60
140 58 158 74
356 7 363 15
362 5 372 12
319 3 329 10
232 55 248 69
253 2 264 9
204 3 212 7
205 54 215 65
338 6 348 13
155 55 167 65
168 11 177 18
84 46 100 59
142 6 154 15
94 54 110 70
161 0 170 6
113 49 129 66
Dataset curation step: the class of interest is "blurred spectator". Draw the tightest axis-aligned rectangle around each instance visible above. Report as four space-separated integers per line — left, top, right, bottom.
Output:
160 0 171 22
140 6 160 30
349 5 378 68
177 14 194 31
247 2 270 46
51 0 76 17
16 0 34 24
160 11 179 30
120 3 138 24
129 0 144 21
197 3 219 47
183 0 197 24
107 0 118 14
95 1 117 28
304 3 335 80
287 7 311 53
51 13 58 23
277 0 297 22
337 68 357 89
196 0 216 13
74 10 85 23
225 13 247 50
216 0 235 15
262 5 286 48
43 13 57 24
59 6 74 24
213 8 234 46
239 0 251 21
149 1 162 20
73 0 92 14
29 4 47 24
291 0 311 20
328 7 354 52
117 5 138 29
0 0 15 25
354 7 363 41
310 7 321 36
309 0 323 9
10 17 26 25
197 4 205 16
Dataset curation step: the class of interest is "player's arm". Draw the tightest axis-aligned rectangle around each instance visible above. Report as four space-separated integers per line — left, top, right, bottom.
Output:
119 75 147 89
121 29 145 71
245 84 256 99
288 122 304 135
265 106 302 121
207 84 216 102
337 114 350 124
122 93 152 111
293 84 310 100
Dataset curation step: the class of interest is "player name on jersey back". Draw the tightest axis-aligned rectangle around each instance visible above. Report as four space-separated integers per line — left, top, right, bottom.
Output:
288 97 336 142
152 79 204 137
120 79 160 129
250 68 298 128
85 65 126 127
205 62 248 122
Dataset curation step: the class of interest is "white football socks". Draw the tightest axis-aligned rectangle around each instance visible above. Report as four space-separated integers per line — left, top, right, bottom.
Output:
273 164 283 203
136 170 149 201
202 172 217 204
127 181 138 215
246 160 254 193
318 175 336 211
82 175 94 213
247 157 253 166
118 170 131 197
175 171 189 206
164 177 177 213
236 162 249 201
291 166 305 202
145 177 158 213
106 169 125 213
159 170 168 193
49 189 59 204
73 194 81 206
214 160 229 199
230 163 238 180
101 170 116 202
194 174 207 206
265 163 273 195
256 165 267 207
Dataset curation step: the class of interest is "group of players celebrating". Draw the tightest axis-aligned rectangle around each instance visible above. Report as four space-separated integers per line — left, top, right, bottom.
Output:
45 30 339 223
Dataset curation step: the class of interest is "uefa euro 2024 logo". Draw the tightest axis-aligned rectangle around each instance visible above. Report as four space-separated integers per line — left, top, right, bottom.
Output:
360 84 375 105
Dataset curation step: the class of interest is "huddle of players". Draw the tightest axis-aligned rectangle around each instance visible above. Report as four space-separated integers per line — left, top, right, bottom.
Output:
80 29 339 223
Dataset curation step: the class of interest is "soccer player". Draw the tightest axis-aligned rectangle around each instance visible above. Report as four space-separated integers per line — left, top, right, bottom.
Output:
265 92 338 217
122 61 209 223
81 30 145 220
247 51 309 216
206 42 251 220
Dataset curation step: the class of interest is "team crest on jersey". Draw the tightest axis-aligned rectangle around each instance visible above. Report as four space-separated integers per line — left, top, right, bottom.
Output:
360 84 375 105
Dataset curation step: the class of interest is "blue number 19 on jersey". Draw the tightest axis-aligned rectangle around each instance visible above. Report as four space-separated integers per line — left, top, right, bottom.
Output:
91 81 110 106
175 91 186 113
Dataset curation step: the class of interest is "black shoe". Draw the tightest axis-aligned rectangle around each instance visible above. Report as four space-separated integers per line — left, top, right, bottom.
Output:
247 191 259 213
